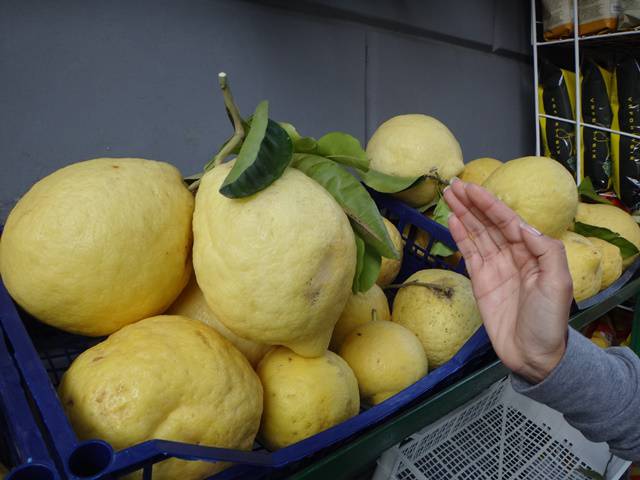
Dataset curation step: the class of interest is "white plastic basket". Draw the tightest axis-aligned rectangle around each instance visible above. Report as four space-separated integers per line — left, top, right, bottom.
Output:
373 378 631 480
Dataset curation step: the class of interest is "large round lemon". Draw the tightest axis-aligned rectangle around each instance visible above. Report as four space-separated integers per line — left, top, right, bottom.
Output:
482 156 578 238
587 237 622 290
257 347 359 450
367 114 463 207
575 202 640 268
376 218 403 287
329 284 390 351
58 315 263 480
560 232 603 302
339 320 428 405
166 275 270 367
392 269 481 369
193 163 356 357
0 158 193 336
459 157 502 185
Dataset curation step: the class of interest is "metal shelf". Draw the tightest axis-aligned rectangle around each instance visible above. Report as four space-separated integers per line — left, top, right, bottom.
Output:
535 28 640 46
287 277 640 480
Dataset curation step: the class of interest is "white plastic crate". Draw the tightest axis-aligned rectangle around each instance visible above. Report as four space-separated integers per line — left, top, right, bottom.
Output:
373 378 631 480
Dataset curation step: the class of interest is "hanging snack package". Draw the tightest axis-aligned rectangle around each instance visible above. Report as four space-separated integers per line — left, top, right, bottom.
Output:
611 57 640 213
539 58 577 176
582 59 614 191
542 0 574 40
618 0 640 30
579 0 619 36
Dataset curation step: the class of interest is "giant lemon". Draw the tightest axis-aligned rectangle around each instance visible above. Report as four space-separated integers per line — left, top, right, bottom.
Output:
482 156 578 238
561 232 603 302
459 157 502 185
576 202 640 268
392 269 481 369
59 315 263 480
193 163 356 357
587 237 622 290
0 158 193 336
376 218 403 287
367 115 463 207
257 347 359 450
329 283 390 351
166 275 270 367
339 320 428 405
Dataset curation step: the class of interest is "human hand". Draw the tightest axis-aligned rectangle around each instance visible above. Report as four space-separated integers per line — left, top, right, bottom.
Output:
443 178 572 383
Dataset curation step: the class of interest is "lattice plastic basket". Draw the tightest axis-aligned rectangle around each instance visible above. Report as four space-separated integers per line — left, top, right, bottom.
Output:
373 378 631 480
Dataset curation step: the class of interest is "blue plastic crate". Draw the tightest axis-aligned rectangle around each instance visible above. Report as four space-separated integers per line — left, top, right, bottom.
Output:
0 194 498 479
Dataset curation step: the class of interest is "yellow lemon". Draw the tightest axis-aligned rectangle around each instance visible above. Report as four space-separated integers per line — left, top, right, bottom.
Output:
193 163 356 357
482 156 578 238
339 320 428 405
576 202 640 268
58 315 263 480
587 237 622 290
257 347 359 450
459 157 502 185
560 231 603 302
330 284 390 351
166 275 270 367
367 114 463 207
392 269 481 369
0 158 193 336
376 218 403 287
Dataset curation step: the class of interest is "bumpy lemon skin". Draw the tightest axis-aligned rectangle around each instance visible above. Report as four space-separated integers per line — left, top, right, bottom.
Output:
193 163 356 357
366 114 464 207
166 274 270 367
376 218 404 287
482 156 578 238
392 269 482 369
58 315 263 480
561 232 603 302
257 347 360 450
339 320 428 405
0 158 193 336
459 157 502 185
330 284 391 351
587 237 622 290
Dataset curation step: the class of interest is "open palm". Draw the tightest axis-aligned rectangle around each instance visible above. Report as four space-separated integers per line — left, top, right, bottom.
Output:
443 179 572 383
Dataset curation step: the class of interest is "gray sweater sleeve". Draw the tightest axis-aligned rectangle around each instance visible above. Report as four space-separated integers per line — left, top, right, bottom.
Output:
511 327 640 461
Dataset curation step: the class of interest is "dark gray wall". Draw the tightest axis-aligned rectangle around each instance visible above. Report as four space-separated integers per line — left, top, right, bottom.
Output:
0 0 532 221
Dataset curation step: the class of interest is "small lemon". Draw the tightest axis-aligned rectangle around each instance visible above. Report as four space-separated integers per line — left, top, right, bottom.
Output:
392 269 481 369
459 157 502 185
587 237 622 290
257 347 359 450
482 156 578 238
166 275 270 367
59 315 263 480
376 218 403 287
0 158 193 336
561 232 603 302
367 114 463 207
339 320 428 405
330 284 390 351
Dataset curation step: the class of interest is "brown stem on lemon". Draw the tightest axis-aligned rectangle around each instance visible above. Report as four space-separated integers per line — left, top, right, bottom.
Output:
384 281 453 298
371 309 378 322
211 72 245 168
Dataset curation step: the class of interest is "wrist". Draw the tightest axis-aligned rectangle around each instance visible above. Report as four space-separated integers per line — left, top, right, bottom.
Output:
515 332 568 384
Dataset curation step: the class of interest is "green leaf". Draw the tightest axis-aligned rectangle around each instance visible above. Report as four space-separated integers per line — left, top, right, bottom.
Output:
578 177 614 205
220 101 293 198
291 153 399 260
363 169 423 193
316 132 369 171
352 235 382 293
429 197 455 257
278 121 318 153
279 122 301 143
574 221 640 259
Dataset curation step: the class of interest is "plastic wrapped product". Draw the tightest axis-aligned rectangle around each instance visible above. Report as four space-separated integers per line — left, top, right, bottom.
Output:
611 57 640 212
542 0 574 40
539 58 577 176
582 59 614 191
579 0 619 36
617 0 640 30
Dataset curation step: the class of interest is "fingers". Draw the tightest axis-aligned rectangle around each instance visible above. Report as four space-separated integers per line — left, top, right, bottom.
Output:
447 213 483 275
463 183 523 244
443 182 500 260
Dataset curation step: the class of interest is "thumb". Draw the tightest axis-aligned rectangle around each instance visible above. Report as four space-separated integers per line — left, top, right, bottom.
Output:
520 222 573 292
